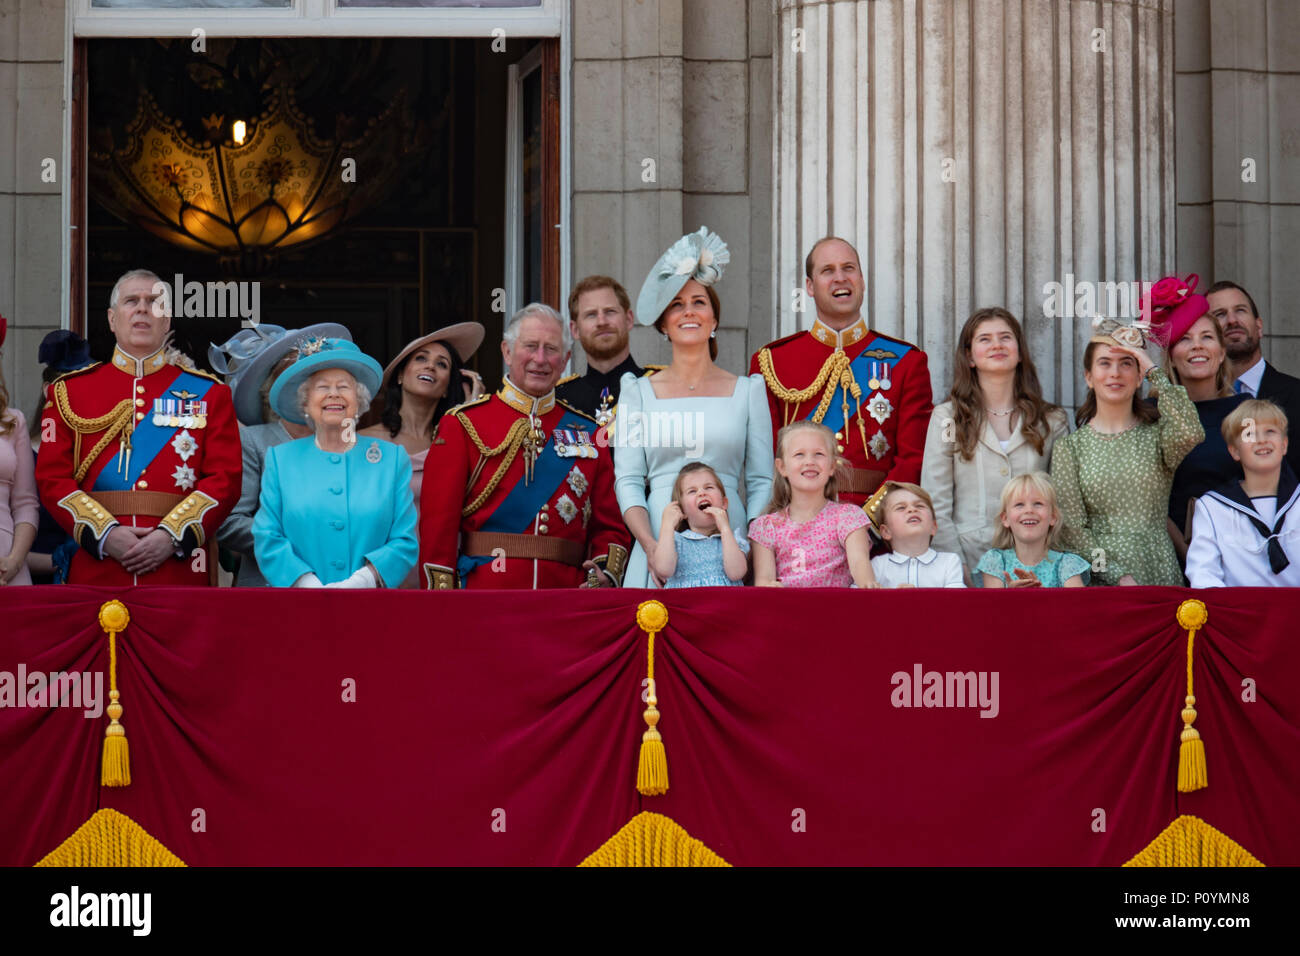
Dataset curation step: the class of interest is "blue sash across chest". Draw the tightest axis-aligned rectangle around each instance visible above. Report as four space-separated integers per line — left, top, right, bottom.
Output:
813 337 912 434
458 412 593 577
93 371 214 491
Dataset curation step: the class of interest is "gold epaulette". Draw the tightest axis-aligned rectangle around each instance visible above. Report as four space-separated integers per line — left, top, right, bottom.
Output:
49 362 102 385
556 399 597 424
447 394 491 417
182 366 223 384
642 365 666 374
556 372 580 385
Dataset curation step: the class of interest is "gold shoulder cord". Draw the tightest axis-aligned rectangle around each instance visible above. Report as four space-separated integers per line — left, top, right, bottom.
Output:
458 413 533 516
54 381 136 482
756 348 854 428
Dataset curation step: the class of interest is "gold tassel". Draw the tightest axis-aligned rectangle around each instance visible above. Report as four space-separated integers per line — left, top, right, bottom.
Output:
636 600 670 796
98 600 131 788
1175 599 1208 793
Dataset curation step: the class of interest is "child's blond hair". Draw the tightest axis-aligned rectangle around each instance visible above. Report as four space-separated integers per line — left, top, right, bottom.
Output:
763 420 846 515
1221 398 1289 448
991 471 1062 549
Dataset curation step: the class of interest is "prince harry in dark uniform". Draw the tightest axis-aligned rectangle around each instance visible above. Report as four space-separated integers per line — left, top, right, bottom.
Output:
555 275 647 426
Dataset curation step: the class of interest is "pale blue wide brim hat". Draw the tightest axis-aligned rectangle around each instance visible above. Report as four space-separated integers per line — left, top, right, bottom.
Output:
211 322 351 426
268 337 384 425
634 225 731 326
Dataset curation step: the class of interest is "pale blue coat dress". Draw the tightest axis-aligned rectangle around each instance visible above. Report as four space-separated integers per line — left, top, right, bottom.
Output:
253 436 418 587
614 371 774 589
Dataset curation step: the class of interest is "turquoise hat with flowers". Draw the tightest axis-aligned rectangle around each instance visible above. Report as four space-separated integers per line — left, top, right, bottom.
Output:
268 336 383 425
634 226 731 326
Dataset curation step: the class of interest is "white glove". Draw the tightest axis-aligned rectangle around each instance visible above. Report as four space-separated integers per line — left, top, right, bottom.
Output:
293 572 324 588
324 565 378 589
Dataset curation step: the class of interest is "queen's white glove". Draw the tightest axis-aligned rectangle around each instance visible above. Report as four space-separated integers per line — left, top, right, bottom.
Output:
293 572 324 588
324 565 378 589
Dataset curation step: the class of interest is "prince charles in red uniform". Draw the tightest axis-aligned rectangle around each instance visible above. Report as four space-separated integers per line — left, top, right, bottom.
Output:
749 237 933 505
36 269 241 585
420 304 629 589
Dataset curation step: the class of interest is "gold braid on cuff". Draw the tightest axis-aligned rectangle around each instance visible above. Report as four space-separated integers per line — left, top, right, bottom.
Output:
57 492 118 543
423 563 457 590
158 491 218 546
591 543 630 587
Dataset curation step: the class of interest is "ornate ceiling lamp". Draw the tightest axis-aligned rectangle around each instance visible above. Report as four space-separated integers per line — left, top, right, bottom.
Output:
90 82 412 275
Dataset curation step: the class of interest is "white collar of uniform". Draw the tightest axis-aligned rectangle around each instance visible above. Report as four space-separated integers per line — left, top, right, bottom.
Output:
498 376 556 417
810 316 869 351
1236 356 1266 396
885 547 938 565
111 344 168 378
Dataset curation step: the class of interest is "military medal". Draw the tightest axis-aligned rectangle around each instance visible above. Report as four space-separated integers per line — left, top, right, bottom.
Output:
879 361 892 391
595 388 614 428
171 429 198 462
868 361 881 391
869 431 891 460
867 391 893 425
556 493 578 524
554 428 570 457
152 398 166 427
575 428 597 459
566 465 588 498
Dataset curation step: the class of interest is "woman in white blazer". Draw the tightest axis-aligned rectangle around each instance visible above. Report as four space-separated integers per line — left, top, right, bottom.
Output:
921 308 1070 582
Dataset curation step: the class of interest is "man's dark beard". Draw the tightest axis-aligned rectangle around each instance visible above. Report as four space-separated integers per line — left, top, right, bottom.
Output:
581 332 630 362
1225 335 1259 361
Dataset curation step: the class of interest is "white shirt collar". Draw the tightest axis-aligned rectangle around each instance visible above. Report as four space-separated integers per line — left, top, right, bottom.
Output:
885 547 938 565
1236 357 1266 396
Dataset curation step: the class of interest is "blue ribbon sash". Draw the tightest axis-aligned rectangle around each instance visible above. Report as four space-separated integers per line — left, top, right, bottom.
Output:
93 371 215 491
457 412 594 580
814 337 912 434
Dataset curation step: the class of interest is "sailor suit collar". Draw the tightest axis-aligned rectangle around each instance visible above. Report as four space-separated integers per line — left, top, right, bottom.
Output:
499 376 556 417
111 344 169 378
884 547 939 566
810 316 869 351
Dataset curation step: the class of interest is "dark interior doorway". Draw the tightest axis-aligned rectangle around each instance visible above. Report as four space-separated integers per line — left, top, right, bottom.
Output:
76 36 559 390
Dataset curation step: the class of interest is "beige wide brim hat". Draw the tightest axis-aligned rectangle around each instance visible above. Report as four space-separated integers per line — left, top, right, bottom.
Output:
381 322 486 384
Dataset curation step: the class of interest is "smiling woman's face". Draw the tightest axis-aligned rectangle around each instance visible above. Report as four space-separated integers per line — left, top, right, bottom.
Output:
400 343 453 400
306 368 359 428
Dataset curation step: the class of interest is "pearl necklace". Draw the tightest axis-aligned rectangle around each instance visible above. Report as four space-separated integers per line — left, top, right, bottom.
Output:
987 407 1015 417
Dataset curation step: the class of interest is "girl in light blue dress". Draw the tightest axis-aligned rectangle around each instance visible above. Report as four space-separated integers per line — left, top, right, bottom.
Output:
614 227 774 588
651 462 750 588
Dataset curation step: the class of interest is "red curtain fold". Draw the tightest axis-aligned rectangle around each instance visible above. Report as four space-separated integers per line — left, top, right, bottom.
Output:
1 586 1297 866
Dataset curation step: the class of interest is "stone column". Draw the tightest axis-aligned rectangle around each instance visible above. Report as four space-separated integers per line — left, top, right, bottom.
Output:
773 0 1176 407
1175 0 1300 372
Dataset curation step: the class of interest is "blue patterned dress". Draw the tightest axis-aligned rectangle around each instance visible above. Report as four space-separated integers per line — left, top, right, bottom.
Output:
663 528 750 588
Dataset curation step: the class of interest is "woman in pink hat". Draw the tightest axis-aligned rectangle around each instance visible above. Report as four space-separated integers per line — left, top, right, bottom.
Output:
1162 303 1248 562
360 322 485 587
1050 275 1206 586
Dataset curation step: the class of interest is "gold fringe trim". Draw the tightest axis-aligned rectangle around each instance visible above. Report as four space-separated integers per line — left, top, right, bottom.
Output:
35 809 186 867
635 600 669 796
1124 815 1263 867
1175 599 1209 792
579 812 729 867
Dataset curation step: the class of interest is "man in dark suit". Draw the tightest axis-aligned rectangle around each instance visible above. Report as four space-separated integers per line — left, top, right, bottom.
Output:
1208 280 1300 476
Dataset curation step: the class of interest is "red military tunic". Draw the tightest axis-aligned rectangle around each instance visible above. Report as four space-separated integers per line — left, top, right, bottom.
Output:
749 315 933 505
36 344 242 585
419 379 630 589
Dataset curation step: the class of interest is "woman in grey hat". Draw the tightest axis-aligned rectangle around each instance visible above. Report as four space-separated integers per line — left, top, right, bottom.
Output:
614 226 775 588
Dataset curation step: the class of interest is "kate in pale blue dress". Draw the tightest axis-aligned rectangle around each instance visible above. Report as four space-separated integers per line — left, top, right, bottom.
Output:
614 371 773 588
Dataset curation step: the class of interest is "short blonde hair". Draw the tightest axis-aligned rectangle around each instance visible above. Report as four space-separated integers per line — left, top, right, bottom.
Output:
992 471 1062 549
1222 399 1289 447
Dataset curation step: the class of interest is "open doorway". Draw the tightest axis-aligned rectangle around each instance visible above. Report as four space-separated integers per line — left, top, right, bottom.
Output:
72 35 560 388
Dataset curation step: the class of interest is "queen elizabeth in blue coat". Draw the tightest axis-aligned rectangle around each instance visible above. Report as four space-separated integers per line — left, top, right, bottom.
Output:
253 338 418 588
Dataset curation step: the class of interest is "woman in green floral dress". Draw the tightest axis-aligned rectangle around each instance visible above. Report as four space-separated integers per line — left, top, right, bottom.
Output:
1051 322 1204 586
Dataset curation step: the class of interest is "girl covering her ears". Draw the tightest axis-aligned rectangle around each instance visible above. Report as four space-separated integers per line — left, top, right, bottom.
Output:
651 462 750 588
978 472 1089 588
748 421 878 588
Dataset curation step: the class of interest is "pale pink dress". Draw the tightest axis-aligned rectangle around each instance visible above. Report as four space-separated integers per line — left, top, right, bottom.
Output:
0 410 39 586
747 500 869 588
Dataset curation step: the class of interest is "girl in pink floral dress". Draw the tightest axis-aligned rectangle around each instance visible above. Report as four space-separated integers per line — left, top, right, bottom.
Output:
749 421 877 588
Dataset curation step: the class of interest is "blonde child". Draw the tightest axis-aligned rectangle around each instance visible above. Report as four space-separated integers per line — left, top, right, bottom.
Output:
869 482 965 587
651 462 750 588
748 421 877 588
977 472 1088 587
